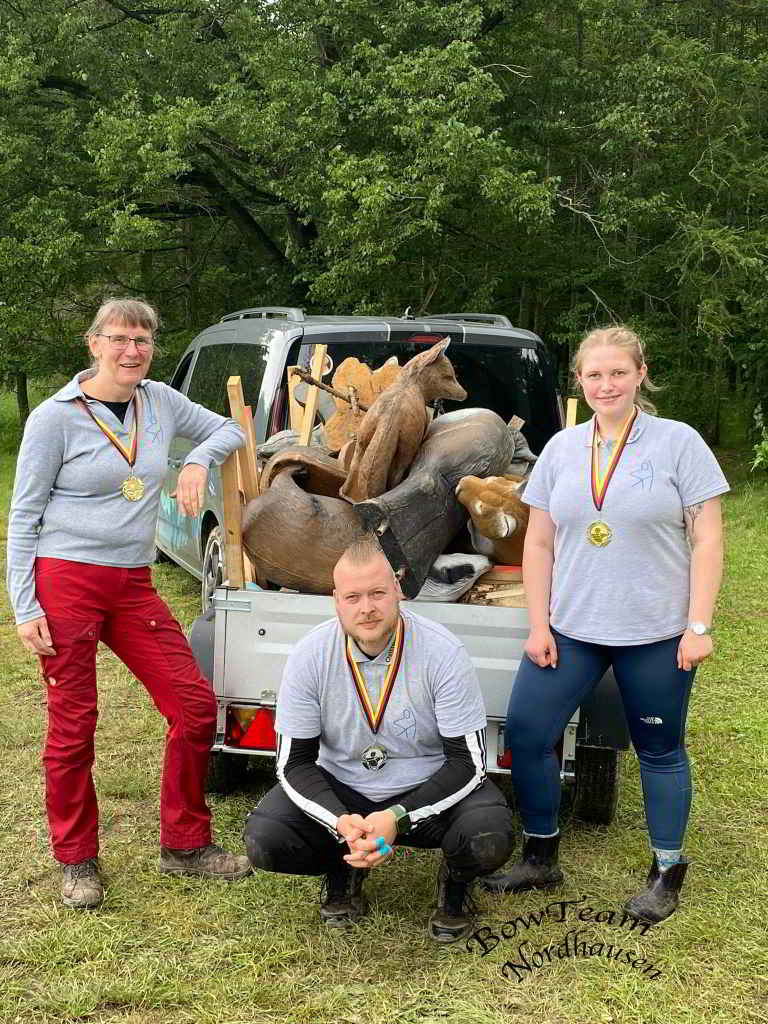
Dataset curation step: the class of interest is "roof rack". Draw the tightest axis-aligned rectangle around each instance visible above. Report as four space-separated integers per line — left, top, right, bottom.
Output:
429 312 513 328
220 307 305 323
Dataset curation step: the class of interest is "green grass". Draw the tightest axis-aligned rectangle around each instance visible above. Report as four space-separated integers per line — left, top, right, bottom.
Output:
0 392 766 1023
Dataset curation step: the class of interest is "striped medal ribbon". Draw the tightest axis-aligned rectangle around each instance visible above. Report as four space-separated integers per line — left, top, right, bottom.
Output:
345 616 405 734
77 393 145 501
587 406 637 547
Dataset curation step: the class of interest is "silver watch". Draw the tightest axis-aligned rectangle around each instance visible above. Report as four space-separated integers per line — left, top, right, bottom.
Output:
687 621 712 636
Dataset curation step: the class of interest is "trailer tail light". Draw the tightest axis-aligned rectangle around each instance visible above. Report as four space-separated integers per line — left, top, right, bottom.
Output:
225 706 277 751
496 724 512 768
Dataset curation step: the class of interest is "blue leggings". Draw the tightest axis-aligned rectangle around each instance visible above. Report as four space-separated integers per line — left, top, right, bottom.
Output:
505 629 696 849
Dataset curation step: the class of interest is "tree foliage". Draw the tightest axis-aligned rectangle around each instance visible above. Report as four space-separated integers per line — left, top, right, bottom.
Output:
1 0 767 437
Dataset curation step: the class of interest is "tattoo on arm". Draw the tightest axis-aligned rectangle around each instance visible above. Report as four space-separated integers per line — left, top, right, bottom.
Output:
684 503 703 540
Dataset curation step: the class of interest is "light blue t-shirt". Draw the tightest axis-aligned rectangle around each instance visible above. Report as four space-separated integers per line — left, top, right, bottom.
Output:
523 410 730 645
275 607 487 801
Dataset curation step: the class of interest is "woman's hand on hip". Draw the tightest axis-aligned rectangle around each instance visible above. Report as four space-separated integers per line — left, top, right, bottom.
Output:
17 616 56 656
525 626 558 669
677 631 713 671
172 463 208 517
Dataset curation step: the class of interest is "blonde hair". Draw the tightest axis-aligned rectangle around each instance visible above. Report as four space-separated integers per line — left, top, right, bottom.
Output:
572 325 660 415
86 297 159 339
337 535 388 568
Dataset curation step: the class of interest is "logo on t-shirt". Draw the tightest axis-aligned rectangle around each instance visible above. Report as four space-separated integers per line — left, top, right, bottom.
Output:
392 707 417 738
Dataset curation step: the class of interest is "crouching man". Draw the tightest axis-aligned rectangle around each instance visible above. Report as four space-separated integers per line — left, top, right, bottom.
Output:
244 537 515 943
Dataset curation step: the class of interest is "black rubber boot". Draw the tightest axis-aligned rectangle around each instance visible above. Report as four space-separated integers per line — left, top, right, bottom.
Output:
481 833 564 894
319 865 368 927
427 858 476 944
623 855 689 924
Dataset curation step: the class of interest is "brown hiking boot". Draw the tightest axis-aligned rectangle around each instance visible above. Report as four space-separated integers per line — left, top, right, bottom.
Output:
159 843 252 880
61 858 104 909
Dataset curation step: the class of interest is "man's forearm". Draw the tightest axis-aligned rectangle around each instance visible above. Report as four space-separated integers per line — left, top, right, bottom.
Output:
276 734 348 836
397 731 486 828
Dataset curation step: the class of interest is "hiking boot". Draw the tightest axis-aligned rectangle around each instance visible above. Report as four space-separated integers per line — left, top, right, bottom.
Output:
319 865 368 927
159 843 252 880
427 858 476 944
61 858 103 909
481 833 564 894
623 855 690 925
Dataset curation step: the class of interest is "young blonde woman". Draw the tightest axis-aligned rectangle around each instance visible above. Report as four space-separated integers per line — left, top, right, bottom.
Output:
7 298 251 908
483 325 729 923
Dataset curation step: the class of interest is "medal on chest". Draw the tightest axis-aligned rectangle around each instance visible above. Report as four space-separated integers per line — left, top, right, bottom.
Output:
77 393 145 501
588 408 637 546
345 616 405 770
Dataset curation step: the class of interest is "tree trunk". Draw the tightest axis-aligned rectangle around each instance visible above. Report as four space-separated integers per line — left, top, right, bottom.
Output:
16 370 29 428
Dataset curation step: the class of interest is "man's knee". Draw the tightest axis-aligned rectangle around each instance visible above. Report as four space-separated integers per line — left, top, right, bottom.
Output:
244 810 287 871
446 803 516 875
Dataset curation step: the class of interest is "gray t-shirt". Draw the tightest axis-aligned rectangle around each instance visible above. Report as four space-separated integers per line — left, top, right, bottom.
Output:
275 607 487 801
6 369 244 624
523 410 730 645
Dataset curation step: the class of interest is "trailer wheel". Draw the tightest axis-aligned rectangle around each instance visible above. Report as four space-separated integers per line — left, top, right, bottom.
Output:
205 751 249 795
202 525 225 613
572 746 620 825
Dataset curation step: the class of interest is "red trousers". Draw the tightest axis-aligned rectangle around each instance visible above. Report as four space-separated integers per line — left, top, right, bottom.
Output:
35 558 216 863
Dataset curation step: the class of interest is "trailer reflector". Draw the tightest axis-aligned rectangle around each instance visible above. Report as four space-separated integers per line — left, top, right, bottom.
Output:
225 706 277 751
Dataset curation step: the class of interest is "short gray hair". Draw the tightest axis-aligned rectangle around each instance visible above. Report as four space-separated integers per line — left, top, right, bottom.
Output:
337 535 388 568
86 297 159 338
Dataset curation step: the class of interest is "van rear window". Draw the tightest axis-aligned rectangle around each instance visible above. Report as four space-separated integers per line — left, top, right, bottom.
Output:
313 340 560 454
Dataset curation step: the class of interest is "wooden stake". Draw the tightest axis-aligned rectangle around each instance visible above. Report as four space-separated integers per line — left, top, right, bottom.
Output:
220 452 245 590
227 376 259 500
298 344 327 446
566 397 578 428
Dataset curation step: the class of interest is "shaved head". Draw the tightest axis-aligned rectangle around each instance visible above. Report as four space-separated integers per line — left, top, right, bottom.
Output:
333 537 402 656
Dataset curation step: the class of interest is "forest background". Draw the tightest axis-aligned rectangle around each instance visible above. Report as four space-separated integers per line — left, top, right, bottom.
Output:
1 0 767 446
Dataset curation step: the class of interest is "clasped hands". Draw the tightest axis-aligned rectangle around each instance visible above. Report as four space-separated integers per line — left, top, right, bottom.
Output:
336 810 397 869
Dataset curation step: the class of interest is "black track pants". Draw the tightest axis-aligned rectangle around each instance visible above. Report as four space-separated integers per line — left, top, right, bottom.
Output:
245 773 515 882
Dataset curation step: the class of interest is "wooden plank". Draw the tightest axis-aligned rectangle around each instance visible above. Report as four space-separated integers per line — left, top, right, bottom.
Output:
298 345 327 446
286 365 303 433
566 397 578 428
220 451 245 589
227 375 259 501
479 565 523 583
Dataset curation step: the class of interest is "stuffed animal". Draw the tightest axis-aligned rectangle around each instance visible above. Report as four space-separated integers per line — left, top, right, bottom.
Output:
340 338 467 502
455 474 530 565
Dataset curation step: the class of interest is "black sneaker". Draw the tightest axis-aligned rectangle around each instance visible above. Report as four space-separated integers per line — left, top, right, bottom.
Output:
427 858 476 944
319 865 368 927
61 858 103 909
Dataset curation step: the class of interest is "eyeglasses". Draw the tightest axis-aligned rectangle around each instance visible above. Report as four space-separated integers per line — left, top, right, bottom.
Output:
94 333 154 351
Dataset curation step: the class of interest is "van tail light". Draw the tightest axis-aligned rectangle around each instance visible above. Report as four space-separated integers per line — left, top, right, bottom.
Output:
225 706 277 751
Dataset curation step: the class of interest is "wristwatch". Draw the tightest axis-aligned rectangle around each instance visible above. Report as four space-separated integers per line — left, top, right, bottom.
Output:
387 804 412 835
687 621 712 636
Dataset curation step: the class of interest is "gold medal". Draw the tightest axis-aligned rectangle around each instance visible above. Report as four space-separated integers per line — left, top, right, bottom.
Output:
77 393 145 504
121 475 145 501
587 520 613 547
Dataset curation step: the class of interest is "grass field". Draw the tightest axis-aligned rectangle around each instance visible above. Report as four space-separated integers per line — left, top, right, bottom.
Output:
0 390 766 1024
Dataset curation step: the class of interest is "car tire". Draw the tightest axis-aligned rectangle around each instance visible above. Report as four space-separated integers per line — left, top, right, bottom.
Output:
572 745 621 825
205 750 249 795
201 525 225 613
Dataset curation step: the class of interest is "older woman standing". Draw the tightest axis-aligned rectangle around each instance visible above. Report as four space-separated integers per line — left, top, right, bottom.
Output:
483 325 729 924
7 297 250 908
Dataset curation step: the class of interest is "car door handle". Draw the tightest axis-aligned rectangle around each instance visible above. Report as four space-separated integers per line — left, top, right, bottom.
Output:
168 458 182 469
